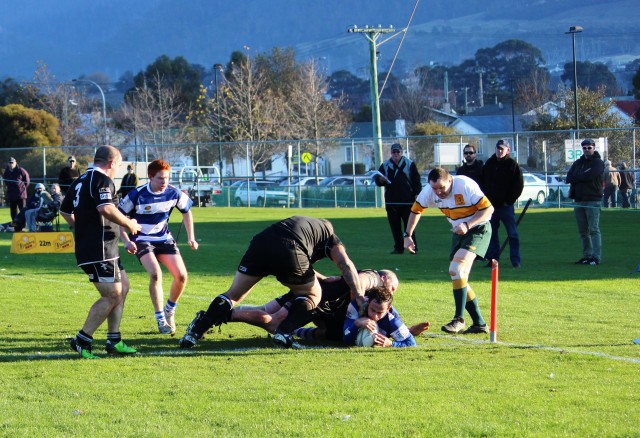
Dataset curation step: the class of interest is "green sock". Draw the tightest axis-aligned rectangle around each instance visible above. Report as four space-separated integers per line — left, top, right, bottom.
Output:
465 298 486 326
452 284 468 319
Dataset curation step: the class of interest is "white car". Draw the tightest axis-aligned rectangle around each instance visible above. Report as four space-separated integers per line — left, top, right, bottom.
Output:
234 181 296 207
520 173 548 205
279 177 326 187
545 174 570 200
318 176 371 187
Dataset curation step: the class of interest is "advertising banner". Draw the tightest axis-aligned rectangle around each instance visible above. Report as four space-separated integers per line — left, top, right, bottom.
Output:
10 232 75 254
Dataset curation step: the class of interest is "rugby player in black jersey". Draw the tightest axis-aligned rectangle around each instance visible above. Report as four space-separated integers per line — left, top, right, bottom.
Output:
179 216 364 349
60 146 142 359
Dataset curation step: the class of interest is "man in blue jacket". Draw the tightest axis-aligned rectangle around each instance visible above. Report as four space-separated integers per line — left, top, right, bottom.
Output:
566 139 604 265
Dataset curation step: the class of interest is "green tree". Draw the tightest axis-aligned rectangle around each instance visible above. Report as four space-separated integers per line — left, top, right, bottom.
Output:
561 61 619 95
447 39 549 112
526 87 625 132
0 104 61 149
0 78 40 107
526 86 632 167
129 55 204 111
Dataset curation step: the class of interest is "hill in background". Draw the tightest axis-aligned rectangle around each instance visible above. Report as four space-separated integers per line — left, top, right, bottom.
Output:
0 0 638 83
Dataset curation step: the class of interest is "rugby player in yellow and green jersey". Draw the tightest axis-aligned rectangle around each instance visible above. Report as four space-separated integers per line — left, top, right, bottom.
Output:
403 167 494 335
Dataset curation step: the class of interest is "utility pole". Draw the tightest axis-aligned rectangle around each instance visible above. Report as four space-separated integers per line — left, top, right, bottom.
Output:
348 25 397 207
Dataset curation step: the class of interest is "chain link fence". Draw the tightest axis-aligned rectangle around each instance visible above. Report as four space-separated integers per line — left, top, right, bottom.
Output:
1 127 638 209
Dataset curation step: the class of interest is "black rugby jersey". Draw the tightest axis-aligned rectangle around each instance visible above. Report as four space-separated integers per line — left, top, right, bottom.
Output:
272 216 342 263
60 167 120 265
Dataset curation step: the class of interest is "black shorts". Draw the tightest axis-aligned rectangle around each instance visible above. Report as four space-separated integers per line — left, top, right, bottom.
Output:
80 259 124 283
135 240 179 261
238 228 314 285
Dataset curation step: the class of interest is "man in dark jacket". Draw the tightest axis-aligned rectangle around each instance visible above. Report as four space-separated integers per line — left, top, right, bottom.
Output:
618 161 635 208
566 138 604 265
58 156 80 194
480 139 524 268
456 144 483 185
374 143 422 254
3 157 30 221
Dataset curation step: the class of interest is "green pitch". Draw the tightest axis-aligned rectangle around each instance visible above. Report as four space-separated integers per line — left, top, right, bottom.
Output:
1 207 638 436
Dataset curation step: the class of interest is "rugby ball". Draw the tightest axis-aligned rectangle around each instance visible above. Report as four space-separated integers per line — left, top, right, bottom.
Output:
356 326 377 347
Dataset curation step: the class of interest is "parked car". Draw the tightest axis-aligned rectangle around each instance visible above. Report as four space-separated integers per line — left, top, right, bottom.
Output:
234 180 296 207
279 176 326 187
171 165 221 206
318 176 371 187
520 173 548 205
544 174 570 200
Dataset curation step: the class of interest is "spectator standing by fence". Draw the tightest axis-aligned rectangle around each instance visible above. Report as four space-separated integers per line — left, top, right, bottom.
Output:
58 156 80 194
480 139 524 268
566 138 604 265
602 160 620 208
374 143 422 255
117 164 139 200
618 162 635 208
456 144 483 185
3 157 30 221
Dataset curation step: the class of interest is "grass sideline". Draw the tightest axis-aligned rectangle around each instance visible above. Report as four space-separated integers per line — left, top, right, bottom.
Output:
1 206 639 436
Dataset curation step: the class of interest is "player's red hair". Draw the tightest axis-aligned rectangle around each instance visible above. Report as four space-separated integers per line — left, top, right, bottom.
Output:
148 159 171 178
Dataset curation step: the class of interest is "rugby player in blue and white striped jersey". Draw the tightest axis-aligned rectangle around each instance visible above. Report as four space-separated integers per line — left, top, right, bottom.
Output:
118 159 198 335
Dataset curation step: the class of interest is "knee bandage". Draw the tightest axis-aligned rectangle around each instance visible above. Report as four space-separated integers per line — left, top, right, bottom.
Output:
449 258 469 281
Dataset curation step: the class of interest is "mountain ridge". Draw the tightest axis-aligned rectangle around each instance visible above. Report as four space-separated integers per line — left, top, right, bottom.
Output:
0 0 638 81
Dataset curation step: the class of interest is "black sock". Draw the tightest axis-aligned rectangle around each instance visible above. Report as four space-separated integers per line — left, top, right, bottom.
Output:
276 296 316 334
106 332 121 345
76 330 93 348
193 295 232 335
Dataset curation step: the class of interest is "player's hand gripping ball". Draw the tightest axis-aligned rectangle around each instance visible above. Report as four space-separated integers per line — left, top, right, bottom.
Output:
356 326 378 347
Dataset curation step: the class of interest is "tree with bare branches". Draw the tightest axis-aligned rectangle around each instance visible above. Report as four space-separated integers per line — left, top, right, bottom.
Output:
121 72 192 163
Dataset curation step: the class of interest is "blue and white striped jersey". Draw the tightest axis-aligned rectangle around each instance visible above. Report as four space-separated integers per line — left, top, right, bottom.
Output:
118 183 192 242
343 298 416 347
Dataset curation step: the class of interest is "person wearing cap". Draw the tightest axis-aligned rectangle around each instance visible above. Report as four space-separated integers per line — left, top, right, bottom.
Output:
456 144 483 185
566 138 604 265
117 163 139 200
58 156 80 193
480 139 524 268
3 157 30 221
374 143 422 254
24 183 54 232
602 159 620 208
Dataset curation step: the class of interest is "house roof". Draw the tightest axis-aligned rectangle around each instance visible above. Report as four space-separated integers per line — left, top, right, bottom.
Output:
451 115 534 134
613 100 640 119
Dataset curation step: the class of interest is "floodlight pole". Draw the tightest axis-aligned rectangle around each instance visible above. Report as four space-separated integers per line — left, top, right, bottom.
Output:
566 25 583 137
73 79 108 145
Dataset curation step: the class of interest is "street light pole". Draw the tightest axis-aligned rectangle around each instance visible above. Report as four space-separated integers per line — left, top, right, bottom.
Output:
213 64 224 172
566 26 583 135
73 78 108 145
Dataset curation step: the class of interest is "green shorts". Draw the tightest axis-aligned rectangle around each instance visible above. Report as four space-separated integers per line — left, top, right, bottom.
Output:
449 222 491 260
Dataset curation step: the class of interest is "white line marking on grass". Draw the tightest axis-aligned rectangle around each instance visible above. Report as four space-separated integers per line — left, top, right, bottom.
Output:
4 275 639 363
423 333 640 364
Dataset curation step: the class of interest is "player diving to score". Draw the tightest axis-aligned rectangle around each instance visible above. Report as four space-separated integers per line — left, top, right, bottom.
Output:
403 167 494 335
230 269 430 346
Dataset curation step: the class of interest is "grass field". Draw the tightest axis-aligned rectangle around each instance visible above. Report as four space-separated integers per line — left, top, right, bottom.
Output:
1 206 639 437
